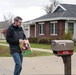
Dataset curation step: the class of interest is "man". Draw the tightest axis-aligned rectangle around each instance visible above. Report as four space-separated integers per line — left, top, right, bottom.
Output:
6 16 26 75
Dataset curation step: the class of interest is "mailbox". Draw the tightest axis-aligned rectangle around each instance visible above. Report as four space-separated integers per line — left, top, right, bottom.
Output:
51 40 74 56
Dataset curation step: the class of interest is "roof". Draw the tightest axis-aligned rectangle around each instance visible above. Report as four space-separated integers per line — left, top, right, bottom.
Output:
31 4 76 22
0 21 10 29
23 20 35 25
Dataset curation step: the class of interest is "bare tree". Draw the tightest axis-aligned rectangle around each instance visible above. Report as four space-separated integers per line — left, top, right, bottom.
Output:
43 4 53 14
43 0 59 13
2 12 14 36
3 12 14 23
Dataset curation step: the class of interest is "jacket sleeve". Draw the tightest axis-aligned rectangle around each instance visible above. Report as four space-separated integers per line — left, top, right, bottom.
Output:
23 31 26 40
6 27 19 44
21 27 26 40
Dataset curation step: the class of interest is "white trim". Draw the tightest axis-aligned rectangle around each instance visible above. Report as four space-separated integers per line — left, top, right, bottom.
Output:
38 22 44 24
68 21 74 33
28 25 30 38
50 34 57 36
50 21 58 23
73 21 76 39
39 23 44 35
23 22 35 25
39 34 44 35
65 21 68 33
32 17 76 23
24 17 76 24
50 22 58 35
35 23 36 37
65 21 75 38
52 4 66 13
68 21 75 23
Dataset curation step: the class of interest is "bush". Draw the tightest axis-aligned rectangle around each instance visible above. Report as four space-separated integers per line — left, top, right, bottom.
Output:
28 37 38 43
28 37 53 44
37 38 52 44
62 31 73 40
72 39 76 46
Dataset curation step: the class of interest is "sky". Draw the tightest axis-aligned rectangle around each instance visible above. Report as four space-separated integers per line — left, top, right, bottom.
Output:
0 0 76 22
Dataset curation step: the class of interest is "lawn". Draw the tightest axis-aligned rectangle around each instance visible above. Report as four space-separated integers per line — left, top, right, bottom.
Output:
0 41 76 52
0 42 8 44
74 46 76 52
0 42 51 49
30 43 51 49
0 46 52 57
0 45 11 57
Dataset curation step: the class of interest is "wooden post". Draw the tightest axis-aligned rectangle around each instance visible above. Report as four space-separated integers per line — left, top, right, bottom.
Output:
62 55 71 75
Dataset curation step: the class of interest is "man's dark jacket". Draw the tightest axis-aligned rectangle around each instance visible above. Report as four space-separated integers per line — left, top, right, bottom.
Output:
6 24 26 54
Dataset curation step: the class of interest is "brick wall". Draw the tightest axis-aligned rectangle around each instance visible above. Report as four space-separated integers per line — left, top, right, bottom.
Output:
30 25 35 37
58 20 65 39
30 20 65 39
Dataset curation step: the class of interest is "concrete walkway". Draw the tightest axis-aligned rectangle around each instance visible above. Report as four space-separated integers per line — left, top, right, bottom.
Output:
0 40 6 42
0 43 53 53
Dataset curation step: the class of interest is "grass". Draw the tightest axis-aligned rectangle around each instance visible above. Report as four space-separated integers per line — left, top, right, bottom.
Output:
0 41 76 52
0 42 8 44
0 46 11 57
24 51 52 57
0 42 51 50
74 45 76 52
0 46 52 57
30 43 51 49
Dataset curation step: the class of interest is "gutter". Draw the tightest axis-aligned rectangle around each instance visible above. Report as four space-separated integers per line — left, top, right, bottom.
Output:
32 17 76 22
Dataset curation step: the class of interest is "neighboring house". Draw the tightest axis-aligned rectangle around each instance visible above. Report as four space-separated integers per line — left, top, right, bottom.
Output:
0 21 10 39
23 4 76 39
0 21 27 39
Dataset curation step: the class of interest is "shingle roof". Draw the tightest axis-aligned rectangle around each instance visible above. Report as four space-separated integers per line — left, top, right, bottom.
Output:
61 4 76 17
32 4 76 22
0 21 10 29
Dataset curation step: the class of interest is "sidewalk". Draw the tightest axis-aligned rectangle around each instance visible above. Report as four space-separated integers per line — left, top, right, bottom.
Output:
0 40 6 42
0 43 53 53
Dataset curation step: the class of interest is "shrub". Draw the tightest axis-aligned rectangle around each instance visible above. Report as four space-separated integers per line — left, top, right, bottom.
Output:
28 37 55 44
28 37 38 43
37 38 52 44
62 31 73 40
72 38 76 46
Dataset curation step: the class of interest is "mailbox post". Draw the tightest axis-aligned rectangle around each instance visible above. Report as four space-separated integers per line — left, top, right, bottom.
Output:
51 40 74 75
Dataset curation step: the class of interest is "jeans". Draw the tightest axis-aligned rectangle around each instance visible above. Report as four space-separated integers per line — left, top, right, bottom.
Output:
12 52 23 75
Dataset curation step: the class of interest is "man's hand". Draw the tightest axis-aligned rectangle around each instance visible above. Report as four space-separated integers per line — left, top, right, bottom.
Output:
24 39 29 44
19 39 24 43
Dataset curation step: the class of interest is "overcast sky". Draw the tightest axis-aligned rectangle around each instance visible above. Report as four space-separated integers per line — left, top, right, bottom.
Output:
0 0 76 22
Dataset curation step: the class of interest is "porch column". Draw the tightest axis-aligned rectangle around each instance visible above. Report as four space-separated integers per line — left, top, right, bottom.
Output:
35 23 36 37
65 21 68 33
28 25 30 38
73 21 76 39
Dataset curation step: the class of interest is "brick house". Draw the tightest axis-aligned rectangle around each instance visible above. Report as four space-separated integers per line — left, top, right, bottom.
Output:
23 4 76 39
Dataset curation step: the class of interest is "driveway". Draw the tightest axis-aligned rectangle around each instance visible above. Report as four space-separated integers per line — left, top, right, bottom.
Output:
0 53 76 75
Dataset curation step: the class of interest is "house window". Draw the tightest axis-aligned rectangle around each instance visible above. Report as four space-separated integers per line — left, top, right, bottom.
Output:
39 23 44 35
50 21 58 35
68 22 74 33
